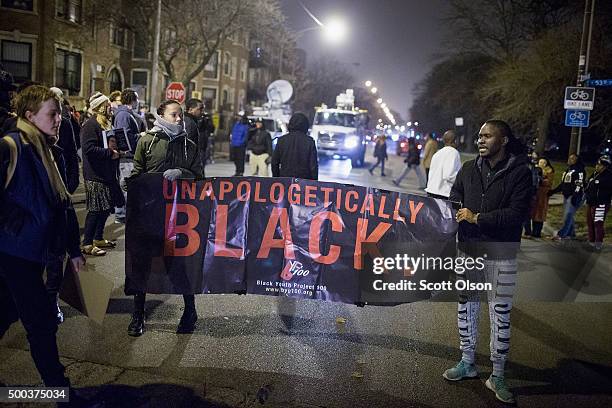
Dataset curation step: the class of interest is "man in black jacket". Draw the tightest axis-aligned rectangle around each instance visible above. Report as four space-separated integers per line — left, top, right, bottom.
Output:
443 120 531 404
549 153 586 240
271 113 318 180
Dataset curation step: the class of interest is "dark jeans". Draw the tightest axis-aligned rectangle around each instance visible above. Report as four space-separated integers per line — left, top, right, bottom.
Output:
232 145 246 175
0 251 68 386
370 157 385 174
82 210 110 246
532 221 544 237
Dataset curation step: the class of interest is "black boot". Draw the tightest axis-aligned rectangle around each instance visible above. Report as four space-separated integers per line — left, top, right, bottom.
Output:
127 293 145 337
176 295 197 334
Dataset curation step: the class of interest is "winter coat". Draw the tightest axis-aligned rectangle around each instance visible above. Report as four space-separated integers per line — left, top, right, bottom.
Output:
0 127 80 263
271 113 317 180
113 105 145 154
230 122 249 147
81 117 120 185
584 168 612 206
130 129 203 179
449 153 532 258
404 143 420 166
373 141 388 159
57 116 80 194
248 128 272 156
531 168 553 222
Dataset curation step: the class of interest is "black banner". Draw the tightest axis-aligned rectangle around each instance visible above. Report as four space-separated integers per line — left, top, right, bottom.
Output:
125 174 458 305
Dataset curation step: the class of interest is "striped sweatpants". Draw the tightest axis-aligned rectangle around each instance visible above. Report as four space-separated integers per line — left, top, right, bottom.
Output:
456 253 517 376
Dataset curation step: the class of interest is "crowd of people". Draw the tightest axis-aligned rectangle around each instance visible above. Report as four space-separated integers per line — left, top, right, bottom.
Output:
1 62 611 405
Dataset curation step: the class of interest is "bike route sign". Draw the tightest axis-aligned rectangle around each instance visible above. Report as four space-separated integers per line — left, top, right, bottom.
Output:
565 109 590 128
564 86 595 110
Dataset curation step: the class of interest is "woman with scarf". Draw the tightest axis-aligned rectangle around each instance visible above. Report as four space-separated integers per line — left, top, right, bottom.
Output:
80 91 124 256
0 85 85 388
126 99 203 337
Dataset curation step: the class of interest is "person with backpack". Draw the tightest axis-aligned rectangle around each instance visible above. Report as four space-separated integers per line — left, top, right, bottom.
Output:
0 85 85 388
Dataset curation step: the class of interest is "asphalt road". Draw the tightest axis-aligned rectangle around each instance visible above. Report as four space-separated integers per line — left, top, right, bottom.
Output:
1 144 611 407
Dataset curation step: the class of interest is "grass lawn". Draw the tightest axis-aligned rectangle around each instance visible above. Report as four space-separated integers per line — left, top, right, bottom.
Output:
547 161 612 239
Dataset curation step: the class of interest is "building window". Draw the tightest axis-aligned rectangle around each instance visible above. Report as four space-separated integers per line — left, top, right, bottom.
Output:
131 70 148 102
202 87 217 111
56 0 82 24
55 48 81 95
203 52 218 79
222 88 228 108
108 68 122 92
111 24 127 48
231 57 237 79
223 52 231 76
187 81 196 100
240 59 247 82
1 0 34 11
133 30 149 60
1 40 32 83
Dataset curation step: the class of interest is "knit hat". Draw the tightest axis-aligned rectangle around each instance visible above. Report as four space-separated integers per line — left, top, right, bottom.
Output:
599 154 611 166
89 91 109 111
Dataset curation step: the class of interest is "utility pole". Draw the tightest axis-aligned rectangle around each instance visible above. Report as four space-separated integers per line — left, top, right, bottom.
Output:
569 0 596 157
150 0 162 108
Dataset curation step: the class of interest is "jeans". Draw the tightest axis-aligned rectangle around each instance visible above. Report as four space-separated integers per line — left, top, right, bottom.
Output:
456 252 517 377
114 160 134 221
0 251 68 386
395 164 426 188
82 210 110 246
557 196 580 238
370 158 386 175
232 146 246 175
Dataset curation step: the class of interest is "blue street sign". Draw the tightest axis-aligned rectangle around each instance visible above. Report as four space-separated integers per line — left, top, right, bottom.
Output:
586 79 612 87
565 110 590 128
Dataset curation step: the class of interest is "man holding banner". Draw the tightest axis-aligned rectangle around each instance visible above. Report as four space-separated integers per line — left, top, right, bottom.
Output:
445 120 531 404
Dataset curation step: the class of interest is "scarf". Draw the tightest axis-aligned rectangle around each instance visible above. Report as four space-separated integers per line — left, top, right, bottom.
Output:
152 111 186 141
16 118 70 204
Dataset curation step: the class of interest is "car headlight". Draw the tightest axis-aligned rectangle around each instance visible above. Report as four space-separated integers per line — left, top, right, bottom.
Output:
345 135 360 148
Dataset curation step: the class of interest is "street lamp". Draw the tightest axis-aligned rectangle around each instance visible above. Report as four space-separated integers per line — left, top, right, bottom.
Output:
365 80 372 87
377 98 383 104
371 87 378 94
322 18 348 44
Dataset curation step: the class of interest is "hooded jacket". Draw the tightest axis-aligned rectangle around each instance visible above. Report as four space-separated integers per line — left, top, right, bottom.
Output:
584 167 612 206
271 113 318 180
230 120 249 147
130 128 203 179
449 153 532 258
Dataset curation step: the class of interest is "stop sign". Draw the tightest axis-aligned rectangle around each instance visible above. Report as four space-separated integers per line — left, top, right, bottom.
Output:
165 82 186 104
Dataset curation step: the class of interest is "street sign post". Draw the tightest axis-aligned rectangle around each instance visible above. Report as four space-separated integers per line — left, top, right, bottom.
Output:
564 86 595 110
565 110 590 128
165 82 186 104
586 79 612 87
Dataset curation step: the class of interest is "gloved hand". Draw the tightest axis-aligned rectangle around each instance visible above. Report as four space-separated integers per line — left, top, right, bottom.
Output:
265 156 272 165
163 168 182 181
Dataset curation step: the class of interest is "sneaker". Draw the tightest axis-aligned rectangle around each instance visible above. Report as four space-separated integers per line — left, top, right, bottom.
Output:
392 180 399 186
127 312 145 337
368 168 374 175
93 239 116 248
442 360 478 381
485 375 515 404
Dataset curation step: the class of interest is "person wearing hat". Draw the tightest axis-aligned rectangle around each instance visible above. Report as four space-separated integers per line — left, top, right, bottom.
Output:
80 91 123 256
247 118 273 176
584 154 612 250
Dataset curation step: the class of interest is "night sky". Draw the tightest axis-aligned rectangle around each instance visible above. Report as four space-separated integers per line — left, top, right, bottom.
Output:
280 0 450 120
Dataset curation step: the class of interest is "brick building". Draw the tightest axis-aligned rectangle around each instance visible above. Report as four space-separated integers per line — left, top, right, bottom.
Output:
0 0 249 132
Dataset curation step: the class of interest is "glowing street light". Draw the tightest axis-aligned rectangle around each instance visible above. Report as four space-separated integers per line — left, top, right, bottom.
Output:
407 121 412 126
365 80 372 87
371 87 378 94
322 18 348 44
381 103 387 109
